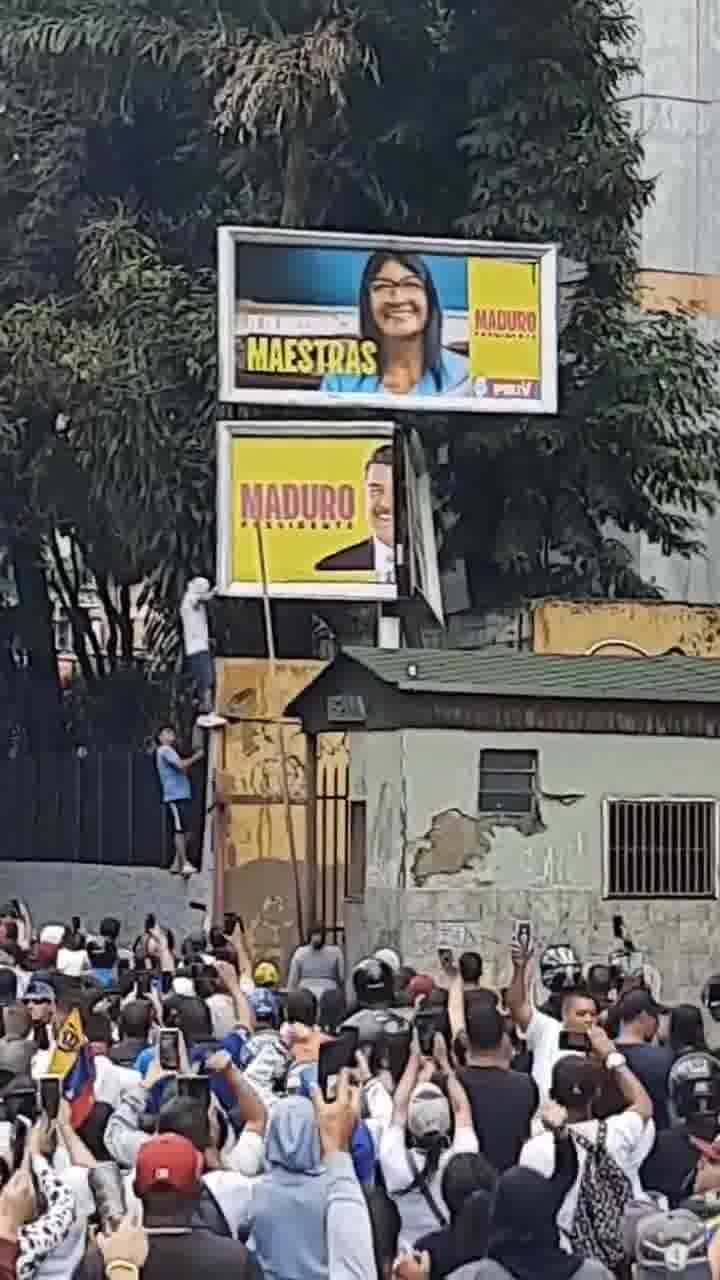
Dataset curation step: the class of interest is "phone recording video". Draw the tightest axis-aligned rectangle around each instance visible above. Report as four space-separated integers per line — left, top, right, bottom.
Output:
415 1007 442 1058
39 1075 62 1122
318 1028 359 1101
158 1028 182 1072
177 1075 211 1108
558 1029 591 1053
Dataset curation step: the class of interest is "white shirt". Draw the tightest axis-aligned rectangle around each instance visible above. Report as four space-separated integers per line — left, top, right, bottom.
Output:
56 948 90 977
520 1111 655 1243
380 1123 479 1249
525 1008 582 1101
180 589 210 655
92 1054 141 1108
373 537 396 584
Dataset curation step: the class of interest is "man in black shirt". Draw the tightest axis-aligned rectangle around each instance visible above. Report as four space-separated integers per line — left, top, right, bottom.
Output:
642 1050 720 1206
458 998 538 1172
596 988 673 1129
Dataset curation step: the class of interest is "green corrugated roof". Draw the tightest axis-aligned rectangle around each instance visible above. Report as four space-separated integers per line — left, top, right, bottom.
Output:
342 646 720 705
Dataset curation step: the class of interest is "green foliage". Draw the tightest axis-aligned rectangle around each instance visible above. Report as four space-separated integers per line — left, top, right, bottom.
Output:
0 0 719 754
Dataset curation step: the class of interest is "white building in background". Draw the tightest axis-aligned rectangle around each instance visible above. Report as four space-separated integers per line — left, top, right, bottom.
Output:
625 0 720 599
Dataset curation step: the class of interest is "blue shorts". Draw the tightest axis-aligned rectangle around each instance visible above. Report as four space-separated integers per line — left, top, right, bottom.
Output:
189 650 214 693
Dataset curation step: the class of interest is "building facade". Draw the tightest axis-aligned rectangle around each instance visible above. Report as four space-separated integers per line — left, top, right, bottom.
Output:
289 647 720 1003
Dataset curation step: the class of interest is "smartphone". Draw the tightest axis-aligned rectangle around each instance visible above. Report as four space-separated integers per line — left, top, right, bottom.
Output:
512 918 533 953
145 914 156 933
12 1115 31 1171
415 1007 441 1058
5 1088 37 1127
223 912 238 935
158 1028 181 1072
558 1029 591 1053
318 1028 359 1101
177 1074 211 1108
117 957 130 977
382 1028 412 1084
39 1075 62 1122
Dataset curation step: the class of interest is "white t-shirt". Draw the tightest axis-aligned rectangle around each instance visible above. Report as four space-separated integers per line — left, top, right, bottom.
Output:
180 590 210 655
525 1008 583 1101
380 1123 479 1249
520 1111 655 1243
93 1055 141 1108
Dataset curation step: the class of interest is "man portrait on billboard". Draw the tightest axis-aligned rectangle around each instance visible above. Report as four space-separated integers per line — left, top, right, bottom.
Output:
315 444 395 581
320 251 470 398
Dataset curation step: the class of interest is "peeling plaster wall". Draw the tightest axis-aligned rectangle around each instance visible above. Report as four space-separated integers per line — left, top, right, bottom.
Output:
346 727 720 1002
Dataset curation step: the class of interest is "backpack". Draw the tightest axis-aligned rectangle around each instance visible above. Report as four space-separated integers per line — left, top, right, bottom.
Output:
569 1121 633 1269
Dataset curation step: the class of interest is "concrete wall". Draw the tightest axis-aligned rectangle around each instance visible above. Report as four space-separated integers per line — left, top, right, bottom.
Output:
346 726 720 1002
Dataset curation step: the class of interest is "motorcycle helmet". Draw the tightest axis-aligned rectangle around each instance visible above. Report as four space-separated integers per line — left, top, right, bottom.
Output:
668 1051 720 1123
540 944 583 994
352 956 394 1009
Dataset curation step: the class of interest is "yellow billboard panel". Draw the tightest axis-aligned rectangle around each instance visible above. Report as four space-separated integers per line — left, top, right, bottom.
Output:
532 599 720 658
468 259 541 383
218 425 398 601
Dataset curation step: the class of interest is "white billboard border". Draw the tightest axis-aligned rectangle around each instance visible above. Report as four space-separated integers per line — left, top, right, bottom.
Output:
216 418 400 602
218 227 559 416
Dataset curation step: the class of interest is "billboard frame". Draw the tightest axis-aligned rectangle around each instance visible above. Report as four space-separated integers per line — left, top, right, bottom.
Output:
218 226 559 415
216 419 400 602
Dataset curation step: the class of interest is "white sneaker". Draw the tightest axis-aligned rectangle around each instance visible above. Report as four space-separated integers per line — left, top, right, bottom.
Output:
195 713 228 729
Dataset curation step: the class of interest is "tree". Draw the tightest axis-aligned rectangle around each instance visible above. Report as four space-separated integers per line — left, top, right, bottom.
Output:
444 0 720 603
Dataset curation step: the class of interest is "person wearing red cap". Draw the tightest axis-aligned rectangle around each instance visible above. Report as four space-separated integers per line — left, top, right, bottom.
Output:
132 1134 258 1279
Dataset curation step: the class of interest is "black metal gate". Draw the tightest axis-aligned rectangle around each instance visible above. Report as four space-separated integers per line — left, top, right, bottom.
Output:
314 758 350 945
1 749 207 868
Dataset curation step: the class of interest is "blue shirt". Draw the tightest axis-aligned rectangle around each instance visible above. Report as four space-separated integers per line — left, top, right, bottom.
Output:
134 1029 249 1114
321 347 470 397
155 745 191 803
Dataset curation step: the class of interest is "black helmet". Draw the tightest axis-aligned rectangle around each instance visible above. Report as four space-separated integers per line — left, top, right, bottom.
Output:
540 944 582 994
668 1051 720 1122
352 957 394 1008
702 975 720 1023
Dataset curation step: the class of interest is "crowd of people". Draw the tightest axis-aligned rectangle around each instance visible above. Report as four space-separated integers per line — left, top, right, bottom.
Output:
0 901 717 1278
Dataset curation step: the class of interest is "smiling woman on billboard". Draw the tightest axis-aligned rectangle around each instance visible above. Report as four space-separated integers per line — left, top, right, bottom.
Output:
320 251 471 397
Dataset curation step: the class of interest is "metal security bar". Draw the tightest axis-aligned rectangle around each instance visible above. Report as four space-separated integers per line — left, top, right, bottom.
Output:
604 798 718 898
479 749 538 816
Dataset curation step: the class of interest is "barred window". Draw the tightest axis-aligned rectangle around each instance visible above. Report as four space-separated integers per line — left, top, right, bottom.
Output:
479 750 537 816
604 798 718 898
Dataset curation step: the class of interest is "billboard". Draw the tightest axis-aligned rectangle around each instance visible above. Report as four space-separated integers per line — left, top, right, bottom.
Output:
218 228 558 415
217 423 399 601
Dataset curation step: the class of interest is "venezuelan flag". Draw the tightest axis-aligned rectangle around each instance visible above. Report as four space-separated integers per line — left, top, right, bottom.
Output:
49 1009 95 1128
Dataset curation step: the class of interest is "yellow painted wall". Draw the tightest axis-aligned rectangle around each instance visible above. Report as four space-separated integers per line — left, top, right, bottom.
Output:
215 659 349 967
532 599 720 658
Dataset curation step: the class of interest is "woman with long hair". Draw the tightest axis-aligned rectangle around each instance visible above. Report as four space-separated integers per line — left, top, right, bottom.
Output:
322 251 470 398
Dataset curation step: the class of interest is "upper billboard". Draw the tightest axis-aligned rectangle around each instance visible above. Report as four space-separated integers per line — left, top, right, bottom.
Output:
218 228 558 415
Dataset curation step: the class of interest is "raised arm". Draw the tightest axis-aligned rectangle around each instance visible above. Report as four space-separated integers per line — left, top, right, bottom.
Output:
506 943 533 1033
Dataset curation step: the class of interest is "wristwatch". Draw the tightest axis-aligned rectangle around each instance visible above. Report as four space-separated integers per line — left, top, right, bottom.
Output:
605 1050 627 1071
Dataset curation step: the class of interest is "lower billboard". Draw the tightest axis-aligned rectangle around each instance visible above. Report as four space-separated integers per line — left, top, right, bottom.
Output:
217 423 399 601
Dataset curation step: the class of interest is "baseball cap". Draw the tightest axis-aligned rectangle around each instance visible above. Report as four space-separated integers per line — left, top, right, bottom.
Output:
0 969 17 1007
250 988 278 1024
407 1083 451 1143
39 925 65 947
619 988 662 1023
254 961 279 988
635 1210 709 1278
135 1134 201 1197
22 980 55 1004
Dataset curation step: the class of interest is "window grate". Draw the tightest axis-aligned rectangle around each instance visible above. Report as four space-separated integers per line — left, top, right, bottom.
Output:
479 749 538 816
604 798 718 899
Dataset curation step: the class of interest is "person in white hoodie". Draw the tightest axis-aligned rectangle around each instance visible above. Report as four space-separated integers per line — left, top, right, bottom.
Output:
179 577 223 725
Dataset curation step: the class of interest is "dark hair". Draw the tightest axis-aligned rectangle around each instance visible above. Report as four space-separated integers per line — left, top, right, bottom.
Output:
465 999 504 1053
286 989 317 1028
551 1055 598 1111
163 995 212 1043
358 251 444 390
670 1004 707 1055
365 444 393 474
307 922 326 945
318 989 347 1036
441 1151 496 1220
119 1000 153 1042
459 952 483 984
365 1187 400 1278
85 1012 112 1046
100 918 121 943
158 1097 211 1153
155 725 174 743
587 964 612 995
